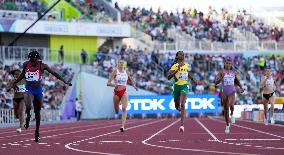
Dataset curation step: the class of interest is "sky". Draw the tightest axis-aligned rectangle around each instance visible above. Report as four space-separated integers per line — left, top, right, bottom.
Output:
114 0 284 13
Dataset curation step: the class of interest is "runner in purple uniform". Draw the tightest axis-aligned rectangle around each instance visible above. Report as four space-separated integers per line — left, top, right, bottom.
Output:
215 57 244 134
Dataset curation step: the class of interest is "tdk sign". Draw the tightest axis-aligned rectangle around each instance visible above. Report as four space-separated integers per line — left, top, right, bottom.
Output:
125 94 218 114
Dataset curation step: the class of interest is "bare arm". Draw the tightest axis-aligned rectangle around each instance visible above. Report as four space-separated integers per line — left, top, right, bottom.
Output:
14 62 27 84
234 73 244 91
127 71 138 91
6 80 14 92
188 73 198 84
107 70 116 87
43 63 70 85
215 71 223 86
167 64 180 80
260 76 268 88
274 80 279 93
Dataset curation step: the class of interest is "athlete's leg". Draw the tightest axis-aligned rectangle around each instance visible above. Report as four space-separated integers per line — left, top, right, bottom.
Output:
222 94 230 126
120 92 128 130
24 93 34 129
33 97 42 142
263 97 269 119
18 99 25 130
228 94 236 123
13 100 19 119
173 85 181 111
174 98 180 111
269 95 276 123
113 94 120 114
180 93 187 127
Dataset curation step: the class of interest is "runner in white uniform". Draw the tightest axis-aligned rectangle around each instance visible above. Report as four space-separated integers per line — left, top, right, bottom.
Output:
260 67 279 125
107 60 138 132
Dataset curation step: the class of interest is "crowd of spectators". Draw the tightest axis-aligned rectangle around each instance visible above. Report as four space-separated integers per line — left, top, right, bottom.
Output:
233 9 284 42
93 46 284 105
0 0 112 22
116 3 284 42
70 0 112 23
0 62 74 109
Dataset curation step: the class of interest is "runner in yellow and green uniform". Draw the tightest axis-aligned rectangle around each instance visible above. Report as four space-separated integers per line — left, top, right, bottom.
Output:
168 51 199 133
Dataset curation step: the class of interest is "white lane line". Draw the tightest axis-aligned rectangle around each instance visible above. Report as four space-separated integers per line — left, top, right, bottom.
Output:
100 141 133 144
0 120 135 139
142 119 259 155
210 117 284 139
225 139 281 141
195 118 220 142
0 120 121 136
65 119 165 155
3 120 148 145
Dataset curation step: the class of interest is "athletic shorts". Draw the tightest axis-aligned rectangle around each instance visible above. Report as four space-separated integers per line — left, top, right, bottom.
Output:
173 84 189 100
13 97 24 104
26 86 43 100
263 92 274 101
114 88 126 99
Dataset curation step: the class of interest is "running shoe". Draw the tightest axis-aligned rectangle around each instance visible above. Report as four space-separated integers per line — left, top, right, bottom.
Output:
230 116 235 124
179 126 184 133
264 118 268 125
270 117 275 124
16 128 22 133
225 125 230 134
24 115 31 129
120 127 124 132
34 130 40 143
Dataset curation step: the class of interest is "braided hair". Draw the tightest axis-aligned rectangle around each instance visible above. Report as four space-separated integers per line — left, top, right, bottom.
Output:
28 50 41 60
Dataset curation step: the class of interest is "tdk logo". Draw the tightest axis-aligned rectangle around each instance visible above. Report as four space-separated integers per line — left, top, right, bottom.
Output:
126 99 166 111
125 96 217 113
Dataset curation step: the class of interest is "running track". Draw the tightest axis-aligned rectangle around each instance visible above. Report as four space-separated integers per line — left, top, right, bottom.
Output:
1 118 284 155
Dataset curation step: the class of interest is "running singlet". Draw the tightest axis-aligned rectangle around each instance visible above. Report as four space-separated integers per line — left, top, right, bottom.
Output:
24 61 43 99
265 76 274 89
170 63 189 85
222 70 236 95
25 61 43 85
114 69 128 86
17 83 26 93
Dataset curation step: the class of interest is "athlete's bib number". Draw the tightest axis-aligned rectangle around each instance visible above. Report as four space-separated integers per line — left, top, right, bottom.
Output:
25 71 40 81
117 77 127 85
17 84 26 93
178 72 188 81
223 77 234 86
266 80 273 88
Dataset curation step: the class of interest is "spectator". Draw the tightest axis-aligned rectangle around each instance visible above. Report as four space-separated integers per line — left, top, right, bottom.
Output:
81 49 88 64
58 45 64 63
75 98 83 121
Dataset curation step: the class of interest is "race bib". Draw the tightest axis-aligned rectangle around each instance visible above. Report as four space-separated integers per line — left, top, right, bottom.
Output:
178 72 188 81
265 79 274 88
117 77 127 85
17 84 26 93
223 77 234 86
25 71 40 81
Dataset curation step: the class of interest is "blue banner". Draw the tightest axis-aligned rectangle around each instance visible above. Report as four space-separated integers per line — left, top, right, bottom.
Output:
124 94 219 114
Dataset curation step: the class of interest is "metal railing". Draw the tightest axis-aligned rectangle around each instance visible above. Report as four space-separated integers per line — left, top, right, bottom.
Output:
0 109 60 127
153 40 284 52
1 41 284 65
0 10 61 21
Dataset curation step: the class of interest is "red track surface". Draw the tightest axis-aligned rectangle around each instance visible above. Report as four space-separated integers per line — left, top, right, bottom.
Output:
1 118 284 155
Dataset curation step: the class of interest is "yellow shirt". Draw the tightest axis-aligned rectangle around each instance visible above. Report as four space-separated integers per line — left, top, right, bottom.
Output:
170 63 189 85
260 57 265 67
